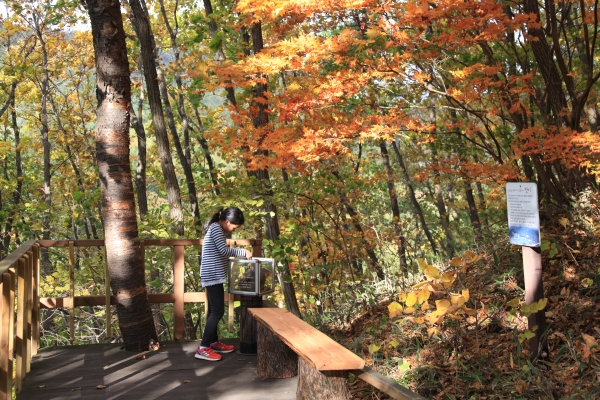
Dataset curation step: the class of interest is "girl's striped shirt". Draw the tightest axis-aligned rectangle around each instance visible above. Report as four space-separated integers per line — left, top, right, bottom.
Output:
200 223 246 287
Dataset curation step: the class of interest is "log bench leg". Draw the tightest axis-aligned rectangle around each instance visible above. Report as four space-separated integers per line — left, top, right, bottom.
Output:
297 357 351 400
257 323 298 378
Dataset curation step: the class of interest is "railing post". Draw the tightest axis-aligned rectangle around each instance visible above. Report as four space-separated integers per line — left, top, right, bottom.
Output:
16 258 26 393
104 246 111 339
173 245 184 341
69 241 75 344
25 252 33 374
0 272 12 400
31 244 40 356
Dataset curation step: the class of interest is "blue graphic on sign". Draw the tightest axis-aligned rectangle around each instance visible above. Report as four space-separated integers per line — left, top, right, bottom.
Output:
508 226 540 247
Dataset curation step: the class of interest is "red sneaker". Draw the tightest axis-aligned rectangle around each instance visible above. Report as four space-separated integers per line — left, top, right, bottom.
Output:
210 341 235 353
195 346 221 361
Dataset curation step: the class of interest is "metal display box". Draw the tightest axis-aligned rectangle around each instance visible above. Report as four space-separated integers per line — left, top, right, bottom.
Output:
228 257 275 296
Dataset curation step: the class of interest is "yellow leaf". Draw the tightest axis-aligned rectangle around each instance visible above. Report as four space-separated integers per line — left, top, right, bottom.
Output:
536 298 548 311
506 297 520 307
413 317 425 324
449 257 462 267
421 302 430 311
450 294 466 307
405 292 418 307
559 218 569 228
424 265 440 280
387 301 403 318
398 292 407 302
582 333 596 348
441 272 455 287
447 314 462 320
427 327 440 338
389 339 399 349
428 313 443 325
462 307 477 315
417 258 429 272
403 307 416 314
436 299 450 311
464 250 476 260
412 281 429 289
462 289 470 302
368 343 381 354
417 288 430 303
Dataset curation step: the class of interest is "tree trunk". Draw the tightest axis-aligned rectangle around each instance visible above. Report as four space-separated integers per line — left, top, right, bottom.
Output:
158 0 202 235
256 322 298 378
83 0 158 351
0 92 22 259
379 140 408 273
297 357 351 400
464 179 482 242
33 22 52 274
130 101 148 220
428 100 455 258
245 21 302 318
126 0 184 236
391 140 438 255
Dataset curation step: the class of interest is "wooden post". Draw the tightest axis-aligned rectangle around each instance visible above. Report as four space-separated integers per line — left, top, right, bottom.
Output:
25 252 33 374
297 357 351 400
173 245 184 341
15 258 25 393
238 240 264 355
256 322 297 378
7 271 14 381
69 241 75 344
104 246 111 339
239 295 261 354
522 246 548 360
31 244 40 356
227 292 235 333
0 272 12 400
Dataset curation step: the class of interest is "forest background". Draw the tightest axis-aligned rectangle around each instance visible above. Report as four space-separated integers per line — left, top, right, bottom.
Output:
1 0 600 398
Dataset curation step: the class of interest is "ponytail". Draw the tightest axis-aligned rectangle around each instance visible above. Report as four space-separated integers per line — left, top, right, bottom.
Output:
203 207 245 234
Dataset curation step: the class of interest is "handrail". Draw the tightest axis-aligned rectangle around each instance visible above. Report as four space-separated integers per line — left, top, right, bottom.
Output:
0 237 262 399
0 240 39 398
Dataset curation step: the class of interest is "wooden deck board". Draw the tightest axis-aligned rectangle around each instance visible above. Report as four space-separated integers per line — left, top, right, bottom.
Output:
18 339 297 400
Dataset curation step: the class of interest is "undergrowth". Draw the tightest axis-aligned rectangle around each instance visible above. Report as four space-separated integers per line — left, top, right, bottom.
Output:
319 191 600 399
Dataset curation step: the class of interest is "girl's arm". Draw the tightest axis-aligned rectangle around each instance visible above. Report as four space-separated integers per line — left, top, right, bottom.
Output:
210 224 250 259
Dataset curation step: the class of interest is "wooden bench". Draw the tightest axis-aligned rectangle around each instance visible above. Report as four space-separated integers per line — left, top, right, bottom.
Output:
249 308 426 400
249 308 362 399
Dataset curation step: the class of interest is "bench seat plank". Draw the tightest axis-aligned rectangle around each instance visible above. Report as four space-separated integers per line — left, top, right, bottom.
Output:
249 308 365 371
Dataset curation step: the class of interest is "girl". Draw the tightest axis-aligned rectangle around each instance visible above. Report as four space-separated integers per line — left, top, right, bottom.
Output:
195 207 252 361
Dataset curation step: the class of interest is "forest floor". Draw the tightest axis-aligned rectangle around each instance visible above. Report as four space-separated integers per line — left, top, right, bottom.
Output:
332 191 600 399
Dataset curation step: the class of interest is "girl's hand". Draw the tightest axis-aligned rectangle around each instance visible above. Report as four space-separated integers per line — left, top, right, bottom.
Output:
245 249 252 260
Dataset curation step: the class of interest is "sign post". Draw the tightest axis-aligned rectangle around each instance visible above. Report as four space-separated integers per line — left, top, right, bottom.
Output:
506 182 548 360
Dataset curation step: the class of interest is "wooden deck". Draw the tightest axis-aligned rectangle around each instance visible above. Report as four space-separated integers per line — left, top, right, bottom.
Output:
18 339 298 399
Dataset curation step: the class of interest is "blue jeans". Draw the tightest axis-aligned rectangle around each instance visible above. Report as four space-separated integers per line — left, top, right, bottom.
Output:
200 284 224 347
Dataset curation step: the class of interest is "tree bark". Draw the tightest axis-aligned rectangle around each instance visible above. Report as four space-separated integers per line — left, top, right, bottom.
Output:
126 0 184 236
0 93 22 259
130 100 148 220
83 0 158 351
379 140 408 273
391 140 438 255
297 357 351 400
245 21 302 317
256 322 298 378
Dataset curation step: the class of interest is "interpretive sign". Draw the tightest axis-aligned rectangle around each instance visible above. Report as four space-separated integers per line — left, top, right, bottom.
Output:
506 182 540 247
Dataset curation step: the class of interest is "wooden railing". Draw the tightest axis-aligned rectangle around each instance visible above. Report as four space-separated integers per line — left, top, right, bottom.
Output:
0 238 262 399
